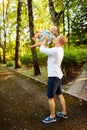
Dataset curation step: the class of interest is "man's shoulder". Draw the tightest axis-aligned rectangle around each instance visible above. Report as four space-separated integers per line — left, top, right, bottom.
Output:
53 47 63 53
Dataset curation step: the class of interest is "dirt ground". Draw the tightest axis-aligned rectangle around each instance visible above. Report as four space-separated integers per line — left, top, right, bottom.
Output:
0 65 87 130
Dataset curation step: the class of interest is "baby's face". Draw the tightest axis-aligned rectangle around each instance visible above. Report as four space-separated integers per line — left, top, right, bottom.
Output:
50 26 57 34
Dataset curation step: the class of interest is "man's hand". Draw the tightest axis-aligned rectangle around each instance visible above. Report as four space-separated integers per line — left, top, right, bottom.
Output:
44 34 49 42
30 44 35 48
30 42 41 48
40 35 49 46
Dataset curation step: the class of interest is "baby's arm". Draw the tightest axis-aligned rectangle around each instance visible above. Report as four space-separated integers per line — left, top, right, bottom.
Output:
30 42 41 48
30 34 49 48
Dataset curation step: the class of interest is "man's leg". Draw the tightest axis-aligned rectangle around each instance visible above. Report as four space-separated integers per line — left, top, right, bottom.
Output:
58 94 67 115
42 98 57 123
48 98 56 118
42 77 57 123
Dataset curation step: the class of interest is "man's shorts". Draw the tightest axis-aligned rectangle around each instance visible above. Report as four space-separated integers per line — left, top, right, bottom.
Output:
47 77 62 98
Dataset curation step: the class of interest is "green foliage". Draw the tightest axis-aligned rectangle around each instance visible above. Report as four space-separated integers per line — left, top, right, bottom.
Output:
62 47 87 79
21 51 47 67
38 52 47 65
33 0 52 30
70 0 87 45
6 62 14 67
21 46 87 78
21 54 33 66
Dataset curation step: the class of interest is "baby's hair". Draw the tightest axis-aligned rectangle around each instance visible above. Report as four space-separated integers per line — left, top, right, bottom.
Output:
51 25 57 31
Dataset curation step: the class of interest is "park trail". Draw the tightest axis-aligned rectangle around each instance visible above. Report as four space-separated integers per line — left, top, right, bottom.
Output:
0 65 87 130
62 63 87 102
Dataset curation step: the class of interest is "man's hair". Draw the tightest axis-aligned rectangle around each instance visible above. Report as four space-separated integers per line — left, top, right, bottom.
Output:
57 35 66 46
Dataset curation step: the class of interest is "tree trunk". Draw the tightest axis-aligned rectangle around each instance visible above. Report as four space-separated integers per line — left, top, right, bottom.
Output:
0 30 2 49
2 0 6 63
27 0 41 75
48 0 64 34
63 11 65 36
0 30 2 63
67 5 70 49
15 0 22 68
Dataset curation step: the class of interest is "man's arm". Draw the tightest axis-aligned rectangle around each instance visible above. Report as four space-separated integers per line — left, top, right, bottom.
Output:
40 45 56 56
30 35 48 48
40 38 56 56
30 42 41 48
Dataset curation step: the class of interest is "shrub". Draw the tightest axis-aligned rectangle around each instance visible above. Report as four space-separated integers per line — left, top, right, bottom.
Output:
37 52 47 65
6 62 14 67
21 52 47 66
62 47 87 81
21 54 33 66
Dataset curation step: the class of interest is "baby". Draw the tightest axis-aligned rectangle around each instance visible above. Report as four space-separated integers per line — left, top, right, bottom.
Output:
30 25 57 48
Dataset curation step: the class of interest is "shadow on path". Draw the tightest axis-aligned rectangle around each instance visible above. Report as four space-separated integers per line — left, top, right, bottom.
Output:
0 65 87 130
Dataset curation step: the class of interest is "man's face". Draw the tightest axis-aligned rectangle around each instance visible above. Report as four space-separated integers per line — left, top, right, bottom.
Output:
53 37 58 45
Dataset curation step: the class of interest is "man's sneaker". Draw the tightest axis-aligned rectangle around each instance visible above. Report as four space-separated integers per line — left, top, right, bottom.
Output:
42 116 57 123
56 112 68 119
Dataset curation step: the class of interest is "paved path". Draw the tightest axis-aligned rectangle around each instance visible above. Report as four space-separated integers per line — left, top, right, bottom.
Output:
62 66 87 101
0 65 87 130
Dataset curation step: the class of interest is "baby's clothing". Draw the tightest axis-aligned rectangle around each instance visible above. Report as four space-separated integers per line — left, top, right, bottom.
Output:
38 30 55 44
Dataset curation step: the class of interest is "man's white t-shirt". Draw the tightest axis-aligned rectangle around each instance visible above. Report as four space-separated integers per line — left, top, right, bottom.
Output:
40 45 64 79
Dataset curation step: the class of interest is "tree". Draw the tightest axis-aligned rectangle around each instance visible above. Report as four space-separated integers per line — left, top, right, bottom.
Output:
70 0 87 45
15 0 23 68
27 0 41 75
0 0 11 64
48 0 64 33
2 0 10 63
48 0 72 40
0 29 3 63
2 0 6 63
66 2 70 48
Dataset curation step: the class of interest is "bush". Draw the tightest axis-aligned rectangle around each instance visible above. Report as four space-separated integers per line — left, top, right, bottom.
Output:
62 47 87 81
21 54 33 66
21 52 47 66
6 62 14 67
20 47 87 81
37 52 47 65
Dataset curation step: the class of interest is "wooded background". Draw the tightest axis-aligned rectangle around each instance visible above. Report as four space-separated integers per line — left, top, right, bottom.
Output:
0 0 87 76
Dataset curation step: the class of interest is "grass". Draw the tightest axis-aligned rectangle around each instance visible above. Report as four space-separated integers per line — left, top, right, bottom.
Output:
2 61 48 83
16 65 48 83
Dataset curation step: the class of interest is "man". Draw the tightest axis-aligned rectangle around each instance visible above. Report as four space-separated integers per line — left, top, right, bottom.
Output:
40 35 68 123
